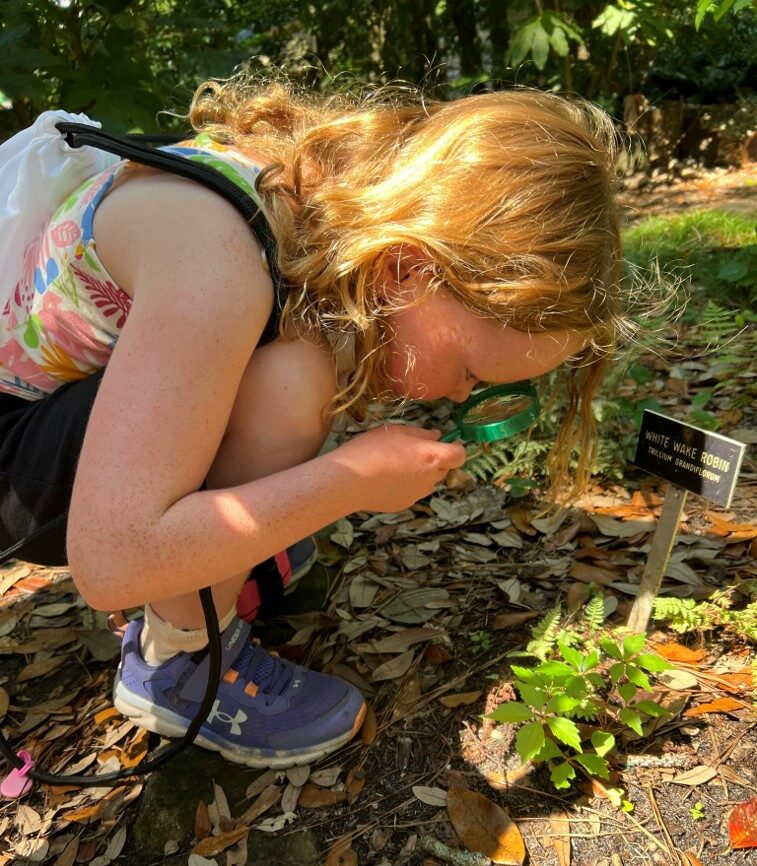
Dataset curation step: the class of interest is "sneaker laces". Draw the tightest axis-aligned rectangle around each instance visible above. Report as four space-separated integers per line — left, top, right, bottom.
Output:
231 641 294 698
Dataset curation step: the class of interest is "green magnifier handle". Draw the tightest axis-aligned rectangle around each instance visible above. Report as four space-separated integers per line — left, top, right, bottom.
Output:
440 429 462 443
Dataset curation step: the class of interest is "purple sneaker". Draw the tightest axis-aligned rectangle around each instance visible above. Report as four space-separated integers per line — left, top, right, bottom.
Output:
112 616 366 768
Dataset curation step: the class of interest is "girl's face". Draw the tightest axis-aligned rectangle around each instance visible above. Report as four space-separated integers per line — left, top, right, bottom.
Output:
381 263 586 403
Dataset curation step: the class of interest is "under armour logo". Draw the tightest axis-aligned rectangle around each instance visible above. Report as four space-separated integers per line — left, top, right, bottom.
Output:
225 622 244 652
207 699 247 736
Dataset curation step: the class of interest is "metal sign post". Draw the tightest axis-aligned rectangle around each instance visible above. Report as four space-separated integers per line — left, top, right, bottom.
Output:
627 410 746 632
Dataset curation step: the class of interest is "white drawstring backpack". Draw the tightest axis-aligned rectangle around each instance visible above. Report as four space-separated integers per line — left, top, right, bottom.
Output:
0 110 120 311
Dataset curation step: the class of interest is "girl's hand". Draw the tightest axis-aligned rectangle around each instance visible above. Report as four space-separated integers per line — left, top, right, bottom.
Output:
328 424 467 513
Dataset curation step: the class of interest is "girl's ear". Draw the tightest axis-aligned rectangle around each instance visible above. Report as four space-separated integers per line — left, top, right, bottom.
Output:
376 244 434 300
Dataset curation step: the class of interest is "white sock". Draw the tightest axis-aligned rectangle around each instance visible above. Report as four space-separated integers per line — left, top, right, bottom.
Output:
139 603 237 666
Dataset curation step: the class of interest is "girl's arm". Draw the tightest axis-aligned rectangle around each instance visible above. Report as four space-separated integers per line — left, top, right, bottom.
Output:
68 177 464 610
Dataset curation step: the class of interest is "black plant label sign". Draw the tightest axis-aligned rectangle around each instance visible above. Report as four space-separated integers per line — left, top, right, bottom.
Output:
634 410 746 507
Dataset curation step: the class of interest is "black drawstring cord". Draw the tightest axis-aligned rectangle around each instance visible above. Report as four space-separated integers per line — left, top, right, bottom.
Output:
0 525 222 787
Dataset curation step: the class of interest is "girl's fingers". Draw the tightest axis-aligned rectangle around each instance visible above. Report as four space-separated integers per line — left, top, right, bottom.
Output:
436 442 467 468
396 425 441 440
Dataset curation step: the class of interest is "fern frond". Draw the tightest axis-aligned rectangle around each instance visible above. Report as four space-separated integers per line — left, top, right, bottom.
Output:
584 594 606 631
527 604 562 661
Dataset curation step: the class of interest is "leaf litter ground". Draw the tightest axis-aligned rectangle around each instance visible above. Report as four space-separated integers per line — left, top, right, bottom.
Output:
0 166 755 866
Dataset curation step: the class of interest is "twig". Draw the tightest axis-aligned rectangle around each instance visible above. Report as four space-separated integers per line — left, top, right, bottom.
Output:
419 835 492 866
619 809 670 855
713 722 756 768
646 784 675 859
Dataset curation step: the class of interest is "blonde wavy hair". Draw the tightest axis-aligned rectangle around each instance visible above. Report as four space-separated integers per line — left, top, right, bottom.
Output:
188 75 629 500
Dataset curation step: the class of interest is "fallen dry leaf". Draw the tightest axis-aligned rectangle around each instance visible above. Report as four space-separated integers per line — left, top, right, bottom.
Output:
652 642 706 664
589 514 655 537
381 588 450 624
706 512 755 535
94 707 122 727
16 804 42 835
60 803 102 824
16 657 64 683
549 810 571 866
53 836 79 866
491 611 539 630
683 697 745 717
371 649 415 682
325 838 358 866
119 728 149 769
346 768 366 805
680 853 705 866
195 800 212 840
439 691 482 708
236 783 281 825
310 767 342 787
281 782 301 814
298 782 348 809
728 797 757 849
360 702 377 745
286 764 310 787
671 765 718 786
413 785 448 806
369 627 443 653
658 669 699 690
715 669 754 693
91 824 127 866
425 644 452 665
226 839 247 866
508 507 537 537
568 562 620 586
244 769 277 798
192 827 249 857
447 786 526 865
12 839 48 863
484 765 531 790
187 855 218 866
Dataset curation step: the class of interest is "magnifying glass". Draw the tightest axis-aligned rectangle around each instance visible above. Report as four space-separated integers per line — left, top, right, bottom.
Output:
440 382 540 443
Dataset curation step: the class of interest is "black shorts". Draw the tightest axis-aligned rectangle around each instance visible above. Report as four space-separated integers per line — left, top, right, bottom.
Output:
0 373 286 616
0 372 104 566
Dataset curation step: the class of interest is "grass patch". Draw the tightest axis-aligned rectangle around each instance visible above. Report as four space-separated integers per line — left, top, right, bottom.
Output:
623 209 756 308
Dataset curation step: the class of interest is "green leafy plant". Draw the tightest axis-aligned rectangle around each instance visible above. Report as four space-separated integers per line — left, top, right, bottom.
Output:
695 0 753 29
469 629 492 654
691 800 706 821
490 632 672 795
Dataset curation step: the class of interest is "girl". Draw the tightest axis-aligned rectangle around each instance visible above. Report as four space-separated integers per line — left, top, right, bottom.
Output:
0 78 623 768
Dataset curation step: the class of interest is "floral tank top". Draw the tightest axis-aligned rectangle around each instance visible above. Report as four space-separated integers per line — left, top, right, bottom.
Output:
0 134 265 400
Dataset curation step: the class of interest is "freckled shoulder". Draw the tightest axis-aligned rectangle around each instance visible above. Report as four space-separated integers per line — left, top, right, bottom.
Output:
93 167 272 314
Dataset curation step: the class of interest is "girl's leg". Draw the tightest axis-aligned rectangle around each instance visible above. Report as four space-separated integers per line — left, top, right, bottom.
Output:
146 345 330 630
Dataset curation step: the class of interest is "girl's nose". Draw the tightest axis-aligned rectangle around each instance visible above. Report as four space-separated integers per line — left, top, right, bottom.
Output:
452 380 476 403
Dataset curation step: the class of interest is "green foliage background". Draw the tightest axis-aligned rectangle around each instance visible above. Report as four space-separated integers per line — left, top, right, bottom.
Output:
0 0 754 136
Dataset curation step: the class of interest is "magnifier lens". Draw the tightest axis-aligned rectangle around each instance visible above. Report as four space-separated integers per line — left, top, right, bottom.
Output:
462 394 534 426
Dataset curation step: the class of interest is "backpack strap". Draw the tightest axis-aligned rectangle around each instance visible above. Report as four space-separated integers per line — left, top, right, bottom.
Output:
55 122 286 347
